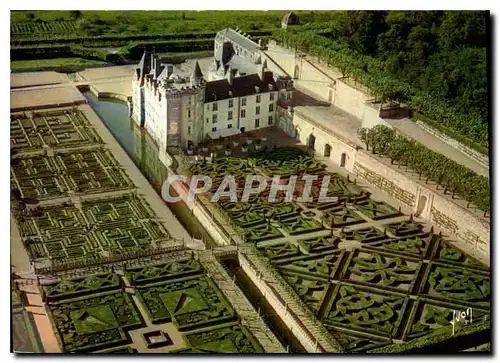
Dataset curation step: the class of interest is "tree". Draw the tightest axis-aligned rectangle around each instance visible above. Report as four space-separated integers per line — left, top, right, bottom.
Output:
25 12 35 21
69 10 82 20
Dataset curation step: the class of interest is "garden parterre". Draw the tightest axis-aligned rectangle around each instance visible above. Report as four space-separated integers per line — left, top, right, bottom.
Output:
186 146 491 352
42 257 263 353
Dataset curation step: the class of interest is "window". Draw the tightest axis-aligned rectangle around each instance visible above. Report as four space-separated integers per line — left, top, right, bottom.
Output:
241 98 247 106
256 106 260 115
206 118 209 124
269 104 274 112
188 96 192 105
213 103 218 111
255 119 260 128
207 104 210 110
268 116 273 125
270 92 275 101
188 110 191 118
188 126 192 134
256 95 261 103
212 126 217 132
228 124 233 129
241 109 246 118
228 111 233 120
228 99 233 108
212 114 218 123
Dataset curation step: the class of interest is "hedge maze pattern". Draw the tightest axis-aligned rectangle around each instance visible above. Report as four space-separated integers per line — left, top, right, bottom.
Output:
43 258 263 353
11 148 133 199
258 229 490 352
17 194 169 262
185 146 490 352
11 110 103 151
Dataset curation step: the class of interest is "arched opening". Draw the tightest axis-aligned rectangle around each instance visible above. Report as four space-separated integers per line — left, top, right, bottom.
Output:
240 127 246 133
415 195 427 217
307 134 316 151
294 127 300 141
340 152 346 167
294 65 300 79
324 144 332 157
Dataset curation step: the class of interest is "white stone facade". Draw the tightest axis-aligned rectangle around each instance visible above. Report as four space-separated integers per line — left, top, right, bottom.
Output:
131 29 293 151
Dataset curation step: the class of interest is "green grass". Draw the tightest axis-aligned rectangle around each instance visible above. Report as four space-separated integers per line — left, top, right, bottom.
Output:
411 112 489 155
11 10 340 38
10 57 107 70
158 50 214 59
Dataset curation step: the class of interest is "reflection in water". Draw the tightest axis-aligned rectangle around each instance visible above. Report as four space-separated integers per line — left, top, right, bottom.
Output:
83 92 214 245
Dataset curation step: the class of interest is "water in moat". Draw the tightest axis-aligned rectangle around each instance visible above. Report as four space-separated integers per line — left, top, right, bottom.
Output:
84 92 304 352
83 92 214 247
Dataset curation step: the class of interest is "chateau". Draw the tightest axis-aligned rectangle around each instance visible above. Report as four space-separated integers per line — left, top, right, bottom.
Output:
131 28 294 152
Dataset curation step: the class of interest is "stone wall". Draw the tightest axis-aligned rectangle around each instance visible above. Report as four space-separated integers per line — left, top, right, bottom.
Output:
265 42 296 77
352 151 490 264
428 191 490 264
292 110 359 172
239 253 327 353
167 173 232 246
416 120 489 168
353 161 416 207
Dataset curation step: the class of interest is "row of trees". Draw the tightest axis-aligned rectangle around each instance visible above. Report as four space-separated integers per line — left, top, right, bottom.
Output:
272 11 489 151
358 125 490 215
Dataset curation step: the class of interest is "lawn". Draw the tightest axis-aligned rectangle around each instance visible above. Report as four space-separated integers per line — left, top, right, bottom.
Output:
11 57 107 70
11 10 340 38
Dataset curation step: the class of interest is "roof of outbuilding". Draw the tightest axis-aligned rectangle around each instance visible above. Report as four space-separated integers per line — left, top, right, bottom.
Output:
216 28 259 53
282 11 299 24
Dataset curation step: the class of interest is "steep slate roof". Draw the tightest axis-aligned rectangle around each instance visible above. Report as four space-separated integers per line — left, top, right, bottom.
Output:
282 11 299 24
190 60 204 84
217 28 259 53
204 71 277 103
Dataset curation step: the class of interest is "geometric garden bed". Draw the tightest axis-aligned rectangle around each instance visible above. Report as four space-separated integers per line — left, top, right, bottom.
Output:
42 257 263 353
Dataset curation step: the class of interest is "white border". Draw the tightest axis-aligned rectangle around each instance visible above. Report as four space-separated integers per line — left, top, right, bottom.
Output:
3 3 499 362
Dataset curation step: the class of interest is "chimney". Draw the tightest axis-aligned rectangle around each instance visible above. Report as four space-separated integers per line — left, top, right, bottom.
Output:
227 66 234 85
153 57 162 79
166 64 174 77
258 64 265 81
258 59 267 81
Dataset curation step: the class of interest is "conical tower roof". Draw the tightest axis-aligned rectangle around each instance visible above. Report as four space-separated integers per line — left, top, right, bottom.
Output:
190 61 204 85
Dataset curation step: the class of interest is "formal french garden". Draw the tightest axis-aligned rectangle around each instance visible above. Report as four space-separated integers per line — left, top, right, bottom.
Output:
186 145 490 352
42 258 263 353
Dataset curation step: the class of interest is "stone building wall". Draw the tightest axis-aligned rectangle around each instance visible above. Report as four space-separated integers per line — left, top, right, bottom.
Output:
352 151 490 264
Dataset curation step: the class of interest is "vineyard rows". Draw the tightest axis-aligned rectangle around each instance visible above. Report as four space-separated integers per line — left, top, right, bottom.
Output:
11 21 76 34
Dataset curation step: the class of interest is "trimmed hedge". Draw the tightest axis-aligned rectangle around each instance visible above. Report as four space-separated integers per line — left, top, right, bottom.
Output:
359 125 490 214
